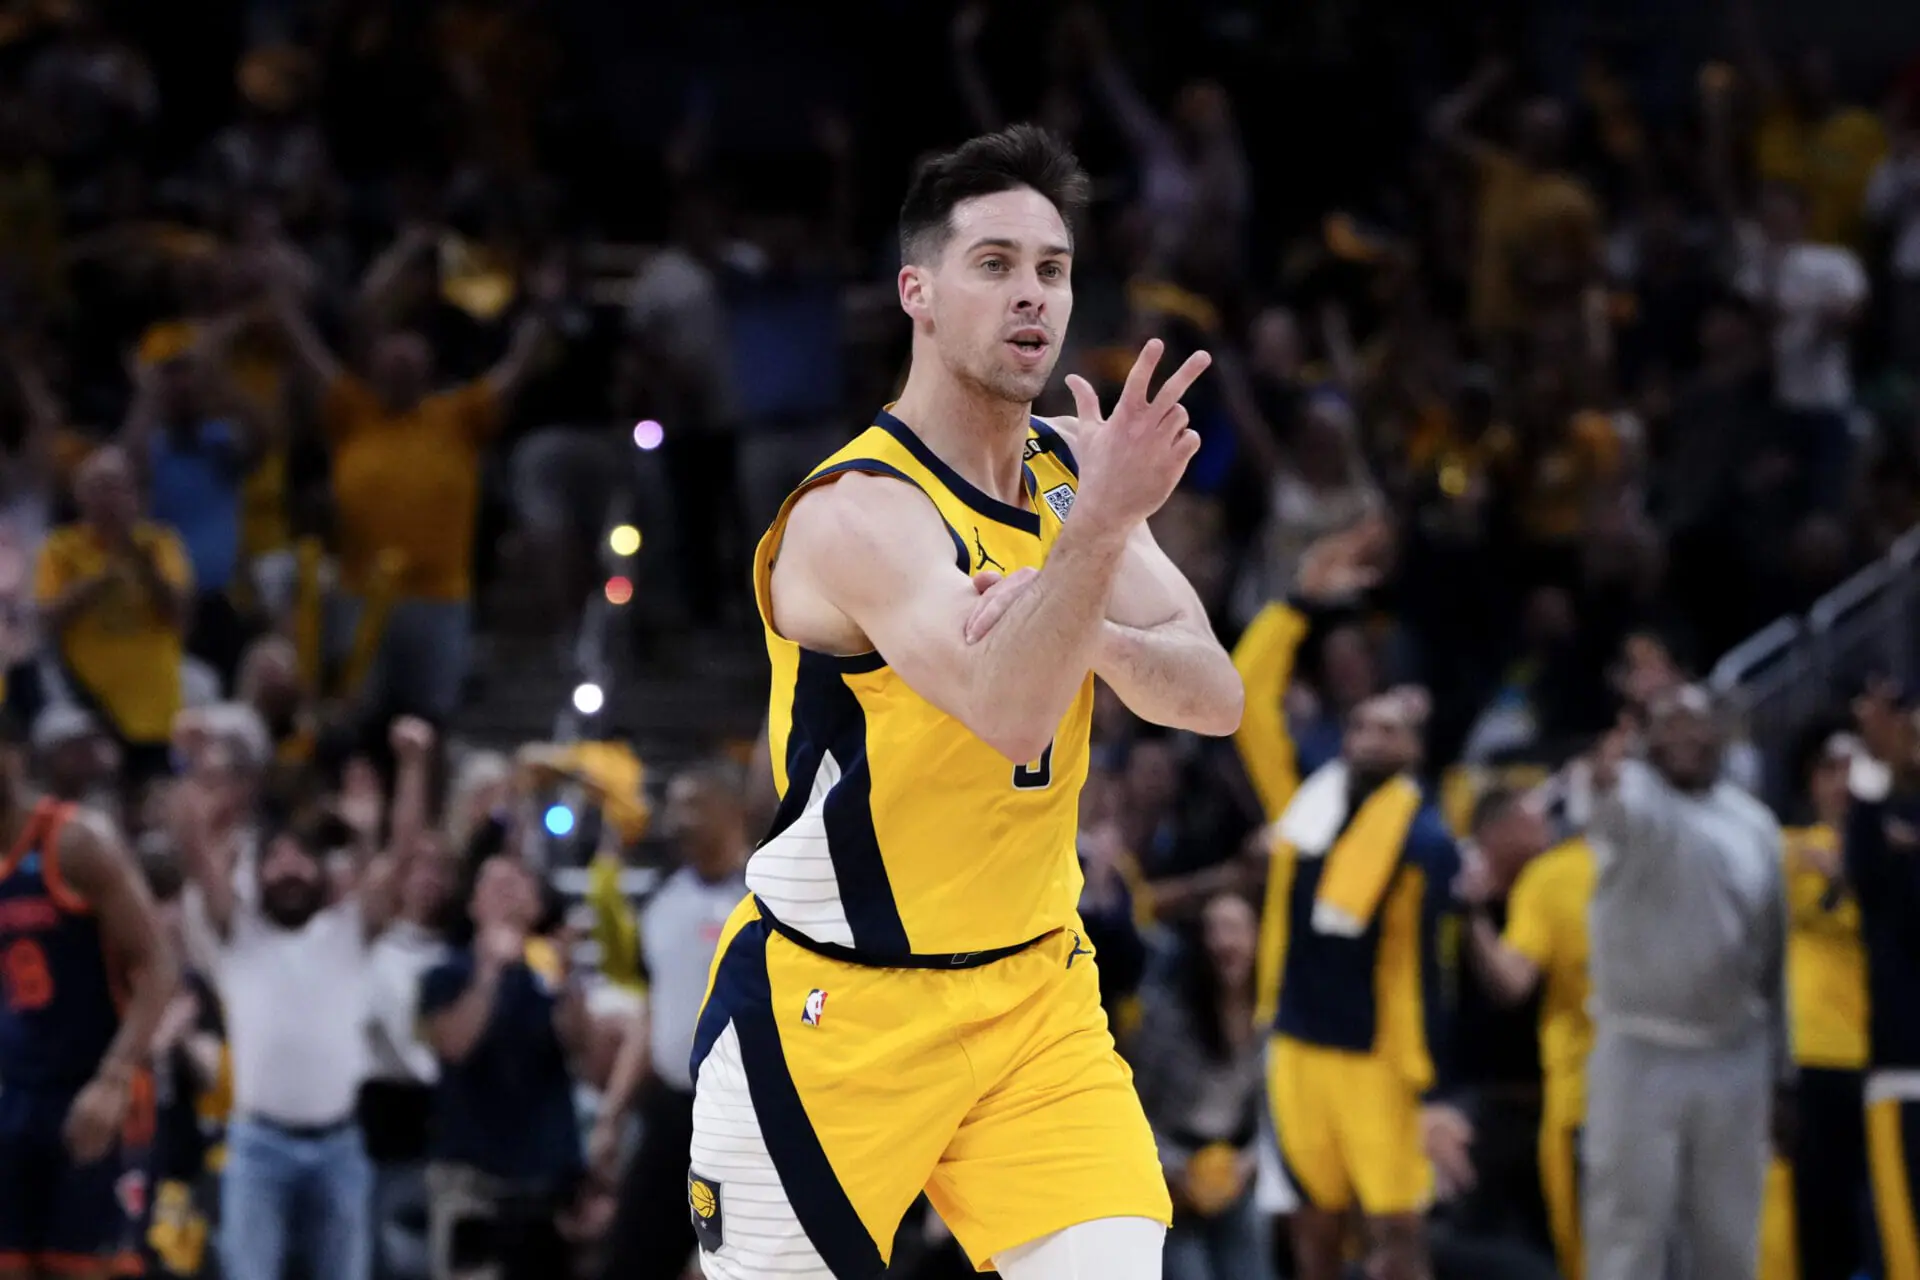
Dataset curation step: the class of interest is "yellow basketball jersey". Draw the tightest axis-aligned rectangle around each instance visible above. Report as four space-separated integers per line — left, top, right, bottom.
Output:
749 408 1090 959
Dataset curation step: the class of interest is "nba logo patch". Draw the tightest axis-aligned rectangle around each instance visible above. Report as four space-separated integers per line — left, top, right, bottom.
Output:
1042 483 1075 522
802 989 827 1026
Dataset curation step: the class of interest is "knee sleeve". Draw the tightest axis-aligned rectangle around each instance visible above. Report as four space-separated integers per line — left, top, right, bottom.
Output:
993 1216 1166 1280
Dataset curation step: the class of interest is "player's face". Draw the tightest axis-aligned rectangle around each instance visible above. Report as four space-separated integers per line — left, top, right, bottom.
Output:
1344 699 1419 781
916 187 1073 405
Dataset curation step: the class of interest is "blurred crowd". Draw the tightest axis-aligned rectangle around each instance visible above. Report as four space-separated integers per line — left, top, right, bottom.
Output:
1 0 1919 1278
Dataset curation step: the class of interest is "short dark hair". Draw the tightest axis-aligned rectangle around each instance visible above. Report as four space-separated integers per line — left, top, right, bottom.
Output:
898 125 1089 265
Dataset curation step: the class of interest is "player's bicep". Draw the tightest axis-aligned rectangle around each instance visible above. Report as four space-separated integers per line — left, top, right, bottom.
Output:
59 817 167 968
785 476 1002 731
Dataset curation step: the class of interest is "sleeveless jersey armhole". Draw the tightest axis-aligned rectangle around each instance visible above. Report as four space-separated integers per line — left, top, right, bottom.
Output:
37 801 86 914
751 458 971 647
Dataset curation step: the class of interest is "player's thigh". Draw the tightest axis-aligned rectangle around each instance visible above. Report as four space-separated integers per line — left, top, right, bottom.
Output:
1334 1058 1431 1219
45 1147 142 1280
992 1216 1167 1280
689 911 970 1280
928 946 1170 1268
1266 1037 1353 1214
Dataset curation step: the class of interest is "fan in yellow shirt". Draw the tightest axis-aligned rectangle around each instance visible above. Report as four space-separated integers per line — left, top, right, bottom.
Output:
34 447 192 787
1769 731 1871 1280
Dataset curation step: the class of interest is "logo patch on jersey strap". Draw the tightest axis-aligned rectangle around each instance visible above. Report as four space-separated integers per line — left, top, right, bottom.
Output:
1042 483 1075 522
802 988 827 1026
688 1172 723 1252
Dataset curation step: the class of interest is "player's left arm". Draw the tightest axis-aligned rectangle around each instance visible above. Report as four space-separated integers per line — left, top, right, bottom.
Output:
1036 414 1242 735
57 810 180 1158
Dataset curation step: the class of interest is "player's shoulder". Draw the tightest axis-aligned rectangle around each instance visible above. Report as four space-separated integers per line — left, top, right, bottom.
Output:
1517 838 1593 894
779 468 958 590
49 804 129 890
1030 415 1083 469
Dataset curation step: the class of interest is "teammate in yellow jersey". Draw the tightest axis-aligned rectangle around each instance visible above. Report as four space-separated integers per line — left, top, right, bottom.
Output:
685 125 1243 1280
1463 792 1594 1280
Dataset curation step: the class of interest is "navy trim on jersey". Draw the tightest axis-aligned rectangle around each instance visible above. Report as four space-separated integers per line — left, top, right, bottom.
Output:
873 410 1041 536
760 651 909 956
1028 417 1079 476
688 917 888 1280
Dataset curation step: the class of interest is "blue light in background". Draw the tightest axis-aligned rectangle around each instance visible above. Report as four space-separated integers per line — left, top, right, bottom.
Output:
544 805 575 837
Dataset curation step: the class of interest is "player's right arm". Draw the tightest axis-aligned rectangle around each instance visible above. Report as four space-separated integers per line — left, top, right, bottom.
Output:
777 339 1209 765
779 472 1121 765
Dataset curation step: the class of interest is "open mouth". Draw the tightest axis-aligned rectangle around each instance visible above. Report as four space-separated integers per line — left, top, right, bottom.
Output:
1007 330 1050 358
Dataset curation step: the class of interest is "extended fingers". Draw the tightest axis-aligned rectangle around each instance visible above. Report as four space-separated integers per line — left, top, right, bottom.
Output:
1064 373 1104 425
1150 348 1213 413
1118 337 1165 410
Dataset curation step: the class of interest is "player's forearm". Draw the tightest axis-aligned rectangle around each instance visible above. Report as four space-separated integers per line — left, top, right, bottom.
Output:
1466 914 1539 1006
100 934 179 1080
968 519 1130 762
1095 618 1243 736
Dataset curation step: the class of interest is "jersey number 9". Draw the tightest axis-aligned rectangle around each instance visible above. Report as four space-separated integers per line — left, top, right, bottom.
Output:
2 938 53 1011
1013 742 1054 791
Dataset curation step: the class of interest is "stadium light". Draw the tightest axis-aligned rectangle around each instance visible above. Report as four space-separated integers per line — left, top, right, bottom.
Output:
604 575 633 606
572 682 605 715
544 804 575 837
632 419 664 451
609 524 641 556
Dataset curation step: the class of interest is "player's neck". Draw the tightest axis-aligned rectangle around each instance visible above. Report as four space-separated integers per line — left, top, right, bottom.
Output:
889 370 1032 509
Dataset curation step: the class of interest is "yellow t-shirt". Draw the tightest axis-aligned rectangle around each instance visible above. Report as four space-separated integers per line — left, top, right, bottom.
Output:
324 375 499 600
1471 151 1602 337
34 522 193 744
1783 823 1868 1071
1754 103 1888 249
1502 839 1597 1125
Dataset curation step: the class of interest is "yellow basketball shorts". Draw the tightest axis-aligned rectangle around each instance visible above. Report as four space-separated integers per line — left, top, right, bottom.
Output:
1266 1034 1432 1216
685 896 1170 1279
1867 1081 1920 1280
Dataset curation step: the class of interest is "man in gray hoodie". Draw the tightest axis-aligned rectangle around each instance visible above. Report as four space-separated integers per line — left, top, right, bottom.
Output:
1582 684 1790 1280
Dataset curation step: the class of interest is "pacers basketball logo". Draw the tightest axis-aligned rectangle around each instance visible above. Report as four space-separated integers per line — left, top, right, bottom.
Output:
802 988 827 1026
687 1171 724 1252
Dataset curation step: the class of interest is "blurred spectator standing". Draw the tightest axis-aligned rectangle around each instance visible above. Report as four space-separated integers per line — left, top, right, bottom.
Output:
121 314 268 685
33 446 192 792
592 760 750 1280
1127 891 1269 1280
271 259 557 728
420 854 588 1280
1866 115 1920 375
1449 789 1556 1259
1581 692 1789 1280
361 768 461 1280
180 717 433 1280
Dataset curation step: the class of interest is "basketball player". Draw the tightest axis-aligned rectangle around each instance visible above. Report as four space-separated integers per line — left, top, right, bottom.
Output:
0 727 178 1280
686 125 1243 1280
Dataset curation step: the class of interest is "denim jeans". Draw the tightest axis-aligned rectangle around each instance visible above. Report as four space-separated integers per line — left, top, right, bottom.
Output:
373 1160 431 1280
1163 1188 1271 1280
220 1119 373 1280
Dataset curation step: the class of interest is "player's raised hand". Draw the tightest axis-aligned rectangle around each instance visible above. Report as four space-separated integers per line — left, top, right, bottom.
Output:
1065 337 1211 533
964 566 1038 644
